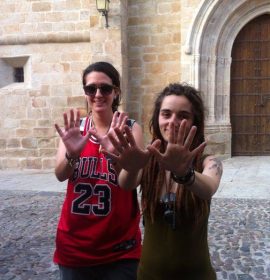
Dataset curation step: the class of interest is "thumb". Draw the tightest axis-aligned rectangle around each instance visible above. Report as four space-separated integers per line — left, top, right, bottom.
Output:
87 129 101 141
147 140 163 161
151 139 161 149
192 141 207 157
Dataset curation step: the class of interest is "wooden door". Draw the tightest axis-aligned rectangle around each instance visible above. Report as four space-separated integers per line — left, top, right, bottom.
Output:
230 14 270 155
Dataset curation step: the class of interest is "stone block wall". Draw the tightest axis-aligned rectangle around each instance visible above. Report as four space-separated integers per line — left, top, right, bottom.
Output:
0 43 91 169
88 0 128 109
0 0 237 170
0 0 92 169
0 0 91 45
127 0 182 141
0 0 131 170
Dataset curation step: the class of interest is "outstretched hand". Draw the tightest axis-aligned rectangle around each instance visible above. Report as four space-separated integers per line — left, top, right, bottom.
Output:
147 120 206 176
101 126 150 172
88 111 128 154
55 109 90 158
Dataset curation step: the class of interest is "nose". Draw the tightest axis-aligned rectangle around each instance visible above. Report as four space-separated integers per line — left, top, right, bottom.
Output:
95 87 103 97
171 115 180 127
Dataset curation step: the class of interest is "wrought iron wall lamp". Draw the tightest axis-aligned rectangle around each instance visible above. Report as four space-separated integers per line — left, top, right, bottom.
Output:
96 0 110 28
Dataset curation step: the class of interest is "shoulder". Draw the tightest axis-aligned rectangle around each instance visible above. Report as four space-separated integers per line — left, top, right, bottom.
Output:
202 155 222 167
125 118 143 134
130 121 143 136
126 118 136 128
125 118 144 148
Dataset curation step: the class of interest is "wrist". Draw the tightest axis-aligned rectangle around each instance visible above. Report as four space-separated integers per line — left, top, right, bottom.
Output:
171 167 195 185
65 152 80 167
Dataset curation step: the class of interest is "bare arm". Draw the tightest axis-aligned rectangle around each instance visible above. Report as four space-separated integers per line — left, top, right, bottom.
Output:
147 120 223 199
54 110 133 182
184 155 223 200
54 109 89 182
55 139 75 182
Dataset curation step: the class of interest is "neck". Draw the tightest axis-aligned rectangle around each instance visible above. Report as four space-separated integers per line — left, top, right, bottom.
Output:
91 110 114 136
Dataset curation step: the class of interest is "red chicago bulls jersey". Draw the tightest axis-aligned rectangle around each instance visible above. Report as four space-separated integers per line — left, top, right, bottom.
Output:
54 116 141 267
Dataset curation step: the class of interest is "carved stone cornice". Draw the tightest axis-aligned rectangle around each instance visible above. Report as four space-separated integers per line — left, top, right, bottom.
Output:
0 32 90 45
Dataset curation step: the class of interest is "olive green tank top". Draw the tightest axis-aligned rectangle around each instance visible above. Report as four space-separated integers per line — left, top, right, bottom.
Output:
137 203 216 280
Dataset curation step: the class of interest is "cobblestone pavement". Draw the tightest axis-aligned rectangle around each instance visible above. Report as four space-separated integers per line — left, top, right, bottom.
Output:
0 189 269 280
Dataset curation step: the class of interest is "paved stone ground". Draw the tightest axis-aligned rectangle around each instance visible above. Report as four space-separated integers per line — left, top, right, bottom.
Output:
208 198 270 280
0 189 269 280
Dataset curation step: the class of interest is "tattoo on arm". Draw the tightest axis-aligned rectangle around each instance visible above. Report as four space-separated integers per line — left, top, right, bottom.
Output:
208 158 223 176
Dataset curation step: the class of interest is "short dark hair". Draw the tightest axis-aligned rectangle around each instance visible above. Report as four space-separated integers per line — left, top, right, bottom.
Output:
82 61 121 112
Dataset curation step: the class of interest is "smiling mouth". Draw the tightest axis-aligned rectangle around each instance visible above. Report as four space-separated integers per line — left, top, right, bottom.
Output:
94 100 105 105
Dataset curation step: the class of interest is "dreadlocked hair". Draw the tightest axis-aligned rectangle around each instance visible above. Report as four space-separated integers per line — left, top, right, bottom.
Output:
141 148 210 226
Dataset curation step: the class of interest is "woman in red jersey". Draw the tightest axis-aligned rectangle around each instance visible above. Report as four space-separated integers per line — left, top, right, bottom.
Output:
103 83 223 280
54 62 142 280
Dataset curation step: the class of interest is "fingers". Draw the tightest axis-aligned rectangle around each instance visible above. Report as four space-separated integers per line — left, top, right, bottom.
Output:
121 116 128 130
123 126 136 146
151 139 161 149
63 112 69 131
101 149 119 162
147 140 163 161
191 141 207 157
63 109 80 131
55 123 64 137
112 125 136 149
111 111 119 128
105 124 140 156
56 109 80 139
176 120 187 144
168 122 175 143
114 127 130 149
147 146 163 161
111 112 128 130
69 109 75 128
107 131 124 154
75 109 81 127
183 126 197 148
118 113 128 131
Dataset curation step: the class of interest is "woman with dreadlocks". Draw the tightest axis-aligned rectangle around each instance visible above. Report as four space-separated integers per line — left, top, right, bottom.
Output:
102 83 223 280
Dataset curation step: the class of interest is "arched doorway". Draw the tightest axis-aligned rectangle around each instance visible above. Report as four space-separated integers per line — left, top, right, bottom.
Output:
182 0 270 157
230 14 270 155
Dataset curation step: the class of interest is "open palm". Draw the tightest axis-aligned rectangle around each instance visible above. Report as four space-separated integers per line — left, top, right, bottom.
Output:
102 126 150 172
55 109 90 158
147 120 206 176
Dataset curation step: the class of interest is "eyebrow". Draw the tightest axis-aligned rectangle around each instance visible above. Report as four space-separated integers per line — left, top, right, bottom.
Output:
160 109 192 115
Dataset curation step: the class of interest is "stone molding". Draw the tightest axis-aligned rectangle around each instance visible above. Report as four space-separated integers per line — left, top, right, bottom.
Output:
181 0 270 156
0 32 90 45
183 0 270 122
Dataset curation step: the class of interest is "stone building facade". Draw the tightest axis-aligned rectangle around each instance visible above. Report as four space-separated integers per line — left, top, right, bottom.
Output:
0 0 269 170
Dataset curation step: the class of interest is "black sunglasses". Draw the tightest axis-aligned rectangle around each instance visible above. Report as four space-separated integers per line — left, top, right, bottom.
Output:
160 192 177 230
83 84 117 96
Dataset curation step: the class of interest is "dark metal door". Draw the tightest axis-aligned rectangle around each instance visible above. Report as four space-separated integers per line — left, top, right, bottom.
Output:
230 14 270 155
